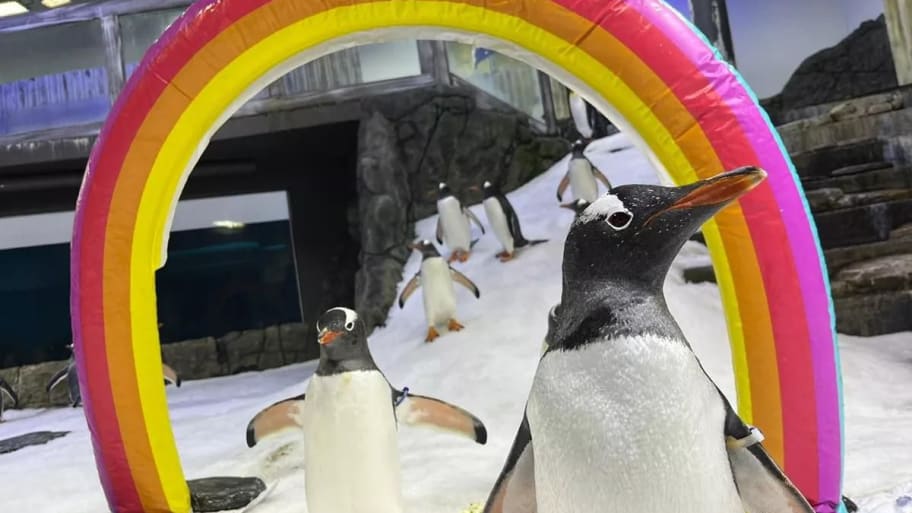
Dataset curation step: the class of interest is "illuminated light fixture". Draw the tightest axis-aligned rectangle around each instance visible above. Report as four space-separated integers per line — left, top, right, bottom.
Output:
212 220 245 229
41 0 71 7
0 1 27 17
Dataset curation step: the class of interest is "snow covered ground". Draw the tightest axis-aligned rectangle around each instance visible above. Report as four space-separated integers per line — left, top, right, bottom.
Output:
1 133 910 512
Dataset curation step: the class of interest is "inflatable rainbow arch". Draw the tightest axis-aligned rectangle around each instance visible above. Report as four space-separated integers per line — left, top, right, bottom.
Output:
70 0 845 511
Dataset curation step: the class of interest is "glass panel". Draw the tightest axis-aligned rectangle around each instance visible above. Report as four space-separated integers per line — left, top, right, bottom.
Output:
357 39 422 82
445 42 545 120
0 20 110 135
283 40 421 95
549 75 571 120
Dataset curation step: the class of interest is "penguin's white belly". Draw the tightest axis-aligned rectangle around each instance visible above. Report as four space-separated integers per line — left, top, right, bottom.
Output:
527 335 743 513
568 159 598 202
483 197 514 253
420 258 456 327
302 371 402 513
437 197 472 251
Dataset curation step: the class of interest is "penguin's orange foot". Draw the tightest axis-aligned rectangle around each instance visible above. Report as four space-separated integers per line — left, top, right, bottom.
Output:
448 319 465 332
497 252 515 262
450 250 470 262
425 327 440 343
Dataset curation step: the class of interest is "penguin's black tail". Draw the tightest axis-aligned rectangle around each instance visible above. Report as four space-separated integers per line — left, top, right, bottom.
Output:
515 238 548 249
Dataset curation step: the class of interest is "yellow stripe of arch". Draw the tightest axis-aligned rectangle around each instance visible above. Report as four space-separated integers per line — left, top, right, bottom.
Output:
123 1 754 506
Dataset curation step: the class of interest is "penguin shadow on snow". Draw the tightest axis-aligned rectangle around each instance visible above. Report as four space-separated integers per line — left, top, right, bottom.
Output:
244 307 488 513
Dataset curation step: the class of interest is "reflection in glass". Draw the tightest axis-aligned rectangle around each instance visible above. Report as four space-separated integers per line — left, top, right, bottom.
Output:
445 41 545 120
0 20 109 135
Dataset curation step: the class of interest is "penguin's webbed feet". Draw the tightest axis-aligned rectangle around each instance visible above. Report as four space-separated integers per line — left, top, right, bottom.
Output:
447 319 465 332
496 251 514 262
425 327 440 343
449 250 470 263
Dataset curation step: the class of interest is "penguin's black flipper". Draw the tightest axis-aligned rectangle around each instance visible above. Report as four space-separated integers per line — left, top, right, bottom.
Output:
46 364 70 395
464 207 486 235
556 173 570 201
398 273 422 308
483 413 536 513
436 218 444 245
449 268 480 298
245 393 307 447
391 388 487 445
0 377 18 420
162 363 182 388
720 394 815 513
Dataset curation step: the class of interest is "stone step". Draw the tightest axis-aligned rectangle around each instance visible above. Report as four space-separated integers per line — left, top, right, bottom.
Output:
790 138 886 179
835 290 912 337
825 230 912 273
812 199 912 249
779 105 912 157
830 253 912 297
806 187 912 212
801 166 912 193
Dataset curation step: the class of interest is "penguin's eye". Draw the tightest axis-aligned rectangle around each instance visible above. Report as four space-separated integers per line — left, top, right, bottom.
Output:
345 321 355 331
606 211 633 230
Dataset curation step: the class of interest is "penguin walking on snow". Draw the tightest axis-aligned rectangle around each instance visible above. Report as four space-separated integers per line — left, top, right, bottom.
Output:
436 182 485 262
245 307 487 513
484 167 816 513
399 240 480 342
0 376 18 422
556 140 612 203
481 181 547 262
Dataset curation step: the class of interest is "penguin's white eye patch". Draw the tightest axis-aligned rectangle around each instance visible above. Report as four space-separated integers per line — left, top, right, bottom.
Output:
606 211 633 230
345 321 355 331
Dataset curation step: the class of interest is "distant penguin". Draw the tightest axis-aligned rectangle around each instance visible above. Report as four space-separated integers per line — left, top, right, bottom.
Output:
0 376 18 422
484 167 816 513
481 181 547 262
399 240 480 342
47 343 181 407
559 198 591 217
556 140 612 203
245 307 487 513
436 182 485 262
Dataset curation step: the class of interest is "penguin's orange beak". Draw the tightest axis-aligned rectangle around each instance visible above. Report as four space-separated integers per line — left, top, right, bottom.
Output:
319 330 342 345
667 166 766 211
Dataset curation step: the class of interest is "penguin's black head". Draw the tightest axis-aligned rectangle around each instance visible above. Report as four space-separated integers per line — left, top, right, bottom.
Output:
316 307 369 362
409 239 441 260
560 199 591 216
563 166 766 291
437 182 452 200
570 140 587 156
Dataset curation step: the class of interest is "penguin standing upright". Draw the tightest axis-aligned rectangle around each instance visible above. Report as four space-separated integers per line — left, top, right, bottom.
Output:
436 182 485 262
481 181 547 262
245 307 487 513
556 140 612 203
0 376 18 422
484 167 816 513
399 240 480 342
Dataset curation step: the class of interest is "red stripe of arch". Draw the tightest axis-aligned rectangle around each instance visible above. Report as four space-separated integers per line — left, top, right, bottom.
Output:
73 0 267 508
551 0 820 499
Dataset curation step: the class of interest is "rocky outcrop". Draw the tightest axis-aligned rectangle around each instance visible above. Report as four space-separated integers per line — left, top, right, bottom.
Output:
188 477 267 513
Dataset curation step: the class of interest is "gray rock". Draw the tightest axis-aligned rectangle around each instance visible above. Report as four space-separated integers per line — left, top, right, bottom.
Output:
830 161 893 177
219 330 265 375
814 202 892 248
830 254 912 297
258 325 284 370
835 290 912 336
683 265 716 284
17 360 72 408
805 188 845 211
791 138 885 179
835 189 912 208
279 322 314 363
161 337 223 381
825 236 912 273
0 431 69 454
802 166 912 193
188 476 267 512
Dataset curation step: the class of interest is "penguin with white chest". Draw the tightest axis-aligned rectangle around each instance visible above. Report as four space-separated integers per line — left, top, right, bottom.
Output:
481 181 547 262
245 307 488 513
556 140 612 204
399 240 480 342
484 167 816 513
436 182 486 262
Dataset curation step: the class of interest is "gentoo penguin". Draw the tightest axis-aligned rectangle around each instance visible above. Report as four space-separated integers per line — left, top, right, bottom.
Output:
484 167 816 513
399 240 480 342
555 140 612 203
559 198 591 216
47 343 181 407
481 181 547 262
436 182 485 262
0 376 18 422
244 307 487 513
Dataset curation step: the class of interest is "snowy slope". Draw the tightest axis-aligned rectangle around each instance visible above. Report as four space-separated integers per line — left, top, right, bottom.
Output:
1 133 910 513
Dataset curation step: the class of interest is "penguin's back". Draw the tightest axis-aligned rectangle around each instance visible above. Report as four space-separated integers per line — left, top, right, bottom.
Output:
527 335 742 513
303 370 403 513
